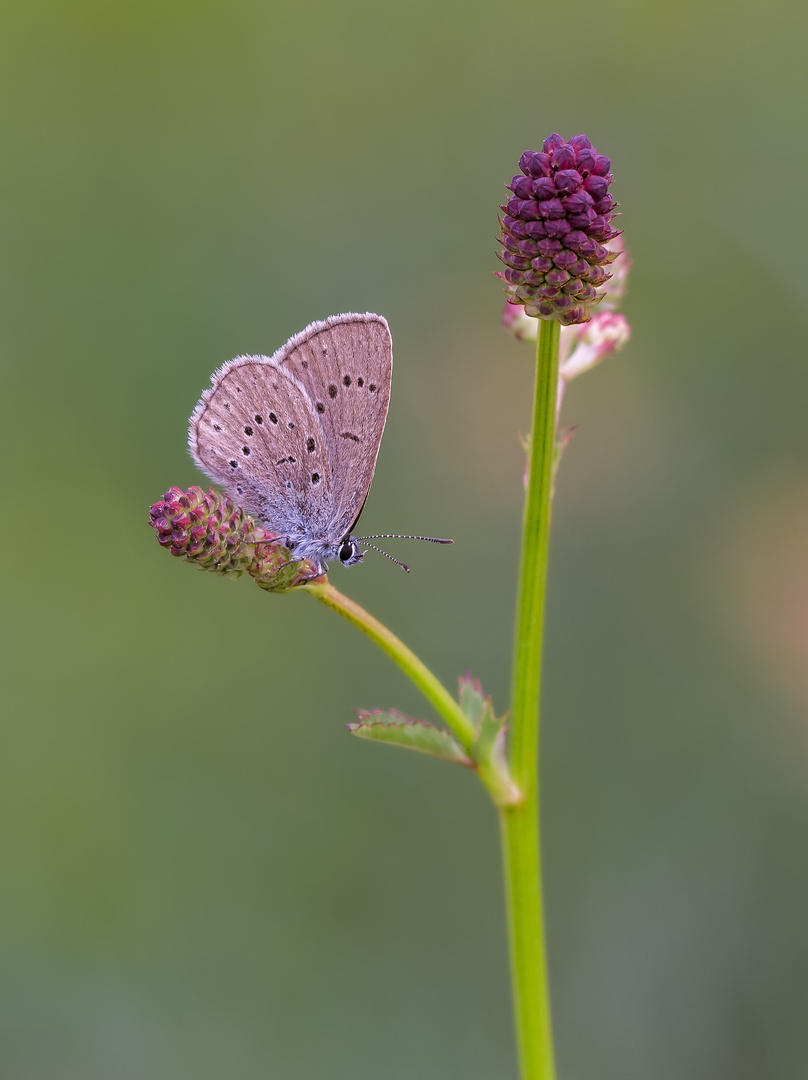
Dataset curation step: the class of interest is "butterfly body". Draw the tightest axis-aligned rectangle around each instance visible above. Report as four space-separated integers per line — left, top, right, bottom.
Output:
188 313 392 575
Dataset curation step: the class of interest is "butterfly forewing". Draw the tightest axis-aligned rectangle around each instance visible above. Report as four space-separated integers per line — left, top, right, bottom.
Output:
272 314 392 540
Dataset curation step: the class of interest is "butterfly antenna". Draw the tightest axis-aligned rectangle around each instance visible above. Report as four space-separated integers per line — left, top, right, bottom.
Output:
354 534 453 544
360 543 411 573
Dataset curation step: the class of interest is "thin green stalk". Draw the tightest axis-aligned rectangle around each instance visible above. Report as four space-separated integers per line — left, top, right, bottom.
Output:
303 580 476 752
501 318 560 1080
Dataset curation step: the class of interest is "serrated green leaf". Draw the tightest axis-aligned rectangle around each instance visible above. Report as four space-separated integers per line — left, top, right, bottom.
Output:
473 714 522 808
474 707 502 759
348 709 472 765
458 671 487 726
456 675 523 807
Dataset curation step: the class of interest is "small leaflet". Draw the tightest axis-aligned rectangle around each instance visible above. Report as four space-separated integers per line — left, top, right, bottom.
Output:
348 709 472 766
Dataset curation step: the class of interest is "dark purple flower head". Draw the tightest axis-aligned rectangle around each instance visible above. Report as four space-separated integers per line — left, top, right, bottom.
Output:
148 486 317 591
497 134 621 325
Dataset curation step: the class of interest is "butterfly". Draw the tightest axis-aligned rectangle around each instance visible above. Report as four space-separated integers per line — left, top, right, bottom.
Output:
188 312 450 576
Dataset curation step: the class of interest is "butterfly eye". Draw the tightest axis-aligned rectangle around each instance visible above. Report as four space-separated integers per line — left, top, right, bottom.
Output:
339 539 364 566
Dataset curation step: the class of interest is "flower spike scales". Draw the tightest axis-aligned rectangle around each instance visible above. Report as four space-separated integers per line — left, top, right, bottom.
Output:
497 133 621 326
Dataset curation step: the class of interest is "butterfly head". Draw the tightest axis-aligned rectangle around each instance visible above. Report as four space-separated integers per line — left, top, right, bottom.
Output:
282 530 449 576
338 536 364 567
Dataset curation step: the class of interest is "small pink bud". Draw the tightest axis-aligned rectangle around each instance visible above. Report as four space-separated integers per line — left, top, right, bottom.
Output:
148 486 318 591
542 133 565 153
559 312 631 380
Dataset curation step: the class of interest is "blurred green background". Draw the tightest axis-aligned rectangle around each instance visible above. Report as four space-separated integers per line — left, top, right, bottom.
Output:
2 1 807 1077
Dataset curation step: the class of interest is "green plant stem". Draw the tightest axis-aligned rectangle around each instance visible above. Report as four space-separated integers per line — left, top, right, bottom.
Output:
303 580 476 752
501 318 560 1080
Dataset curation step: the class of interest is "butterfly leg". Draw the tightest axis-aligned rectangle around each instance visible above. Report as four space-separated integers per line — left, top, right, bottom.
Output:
271 555 327 585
